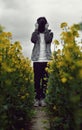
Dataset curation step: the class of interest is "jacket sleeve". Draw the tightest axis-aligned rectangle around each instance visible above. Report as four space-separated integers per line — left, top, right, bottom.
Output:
31 30 39 44
44 30 53 44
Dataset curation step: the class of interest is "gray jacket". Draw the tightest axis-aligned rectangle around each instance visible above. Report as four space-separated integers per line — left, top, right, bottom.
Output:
31 29 53 61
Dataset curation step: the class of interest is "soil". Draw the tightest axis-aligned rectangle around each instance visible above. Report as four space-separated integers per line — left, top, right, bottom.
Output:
30 106 49 130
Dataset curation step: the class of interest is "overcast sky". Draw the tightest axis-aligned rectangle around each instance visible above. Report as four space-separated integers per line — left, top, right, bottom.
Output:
0 0 82 58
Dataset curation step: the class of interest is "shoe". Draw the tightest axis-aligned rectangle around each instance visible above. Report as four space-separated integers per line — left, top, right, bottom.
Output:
40 99 47 107
34 99 39 107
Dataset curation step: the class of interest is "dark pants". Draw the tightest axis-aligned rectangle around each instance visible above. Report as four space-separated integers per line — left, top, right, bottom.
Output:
33 62 48 100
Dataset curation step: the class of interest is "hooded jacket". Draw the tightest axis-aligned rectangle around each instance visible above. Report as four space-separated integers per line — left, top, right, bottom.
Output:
31 29 53 61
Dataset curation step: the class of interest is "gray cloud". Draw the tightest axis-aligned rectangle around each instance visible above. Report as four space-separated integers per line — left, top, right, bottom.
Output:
0 0 82 58
0 0 33 57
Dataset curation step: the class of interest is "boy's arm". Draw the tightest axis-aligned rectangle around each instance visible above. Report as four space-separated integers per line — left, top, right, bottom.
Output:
45 30 53 44
31 30 39 44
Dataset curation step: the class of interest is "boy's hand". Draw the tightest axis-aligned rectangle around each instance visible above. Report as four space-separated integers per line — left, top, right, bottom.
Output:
35 23 38 29
45 23 49 29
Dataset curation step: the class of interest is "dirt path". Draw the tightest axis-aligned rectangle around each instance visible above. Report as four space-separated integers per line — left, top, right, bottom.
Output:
31 107 49 130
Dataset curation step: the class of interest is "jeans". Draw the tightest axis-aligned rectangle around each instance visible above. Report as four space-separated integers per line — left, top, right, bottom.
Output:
33 62 48 100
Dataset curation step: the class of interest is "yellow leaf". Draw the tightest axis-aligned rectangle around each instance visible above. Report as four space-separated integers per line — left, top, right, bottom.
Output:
78 69 82 78
54 40 60 45
60 22 68 28
61 77 67 83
